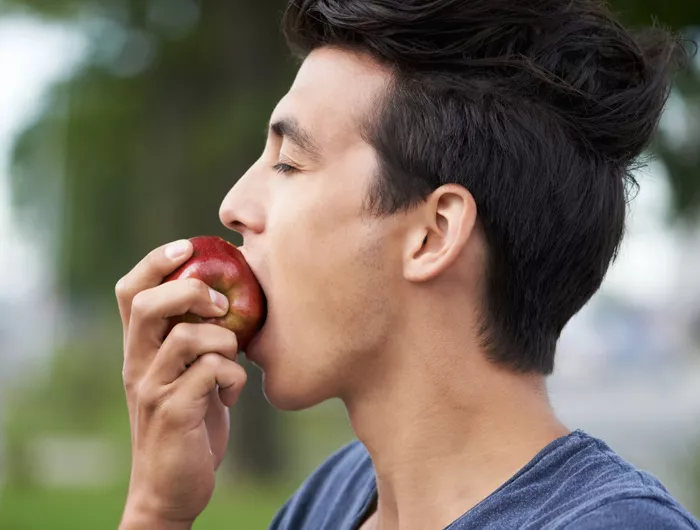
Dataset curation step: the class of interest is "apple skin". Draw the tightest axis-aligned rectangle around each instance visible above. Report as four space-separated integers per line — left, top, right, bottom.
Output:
163 236 266 351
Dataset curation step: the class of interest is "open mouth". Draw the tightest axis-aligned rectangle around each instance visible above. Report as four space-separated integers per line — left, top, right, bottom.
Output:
245 308 267 359
237 246 268 344
257 290 268 332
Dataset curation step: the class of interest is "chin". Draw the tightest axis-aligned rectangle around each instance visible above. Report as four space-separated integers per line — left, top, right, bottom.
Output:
260 368 333 411
246 324 339 411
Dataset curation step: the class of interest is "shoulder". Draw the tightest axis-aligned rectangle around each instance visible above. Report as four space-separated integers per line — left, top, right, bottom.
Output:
561 497 700 529
461 430 700 530
539 431 700 529
269 440 375 530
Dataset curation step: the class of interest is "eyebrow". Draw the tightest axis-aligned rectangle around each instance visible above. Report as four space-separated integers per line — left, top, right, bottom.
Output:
268 117 322 161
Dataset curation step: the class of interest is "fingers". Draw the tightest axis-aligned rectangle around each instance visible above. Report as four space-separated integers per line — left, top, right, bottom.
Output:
175 353 247 409
115 239 194 333
129 277 229 341
146 323 239 386
123 278 230 384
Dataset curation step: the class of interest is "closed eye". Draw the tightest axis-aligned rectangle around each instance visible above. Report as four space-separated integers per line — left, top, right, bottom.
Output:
273 162 299 175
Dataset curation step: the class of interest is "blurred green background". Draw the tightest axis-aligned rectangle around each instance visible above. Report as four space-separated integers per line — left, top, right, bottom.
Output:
0 1 699 528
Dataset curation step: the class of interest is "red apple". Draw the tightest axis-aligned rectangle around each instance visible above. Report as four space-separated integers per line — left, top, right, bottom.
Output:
163 236 266 351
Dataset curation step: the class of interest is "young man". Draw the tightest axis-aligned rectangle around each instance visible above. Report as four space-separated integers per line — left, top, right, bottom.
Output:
116 0 699 528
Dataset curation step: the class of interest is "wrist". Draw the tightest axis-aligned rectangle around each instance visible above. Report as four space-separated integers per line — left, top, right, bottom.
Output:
120 512 193 530
120 501 194 530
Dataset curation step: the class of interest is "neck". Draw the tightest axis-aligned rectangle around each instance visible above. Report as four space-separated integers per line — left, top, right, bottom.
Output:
344 330 569 530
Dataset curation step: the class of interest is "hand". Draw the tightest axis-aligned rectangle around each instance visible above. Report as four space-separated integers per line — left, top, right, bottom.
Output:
115 240 248 527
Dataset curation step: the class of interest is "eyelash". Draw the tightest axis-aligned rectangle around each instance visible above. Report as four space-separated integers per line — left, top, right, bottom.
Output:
273 163 298 175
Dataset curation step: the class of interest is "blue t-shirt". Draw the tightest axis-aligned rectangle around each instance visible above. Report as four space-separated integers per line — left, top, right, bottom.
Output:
270 429 700 529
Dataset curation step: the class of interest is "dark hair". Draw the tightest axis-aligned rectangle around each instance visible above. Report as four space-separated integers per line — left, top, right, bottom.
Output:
282 0 688 374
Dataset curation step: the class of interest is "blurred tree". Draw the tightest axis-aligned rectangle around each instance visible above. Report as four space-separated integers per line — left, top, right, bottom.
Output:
5 0 298 482
4 332 130 488
2 0 700 484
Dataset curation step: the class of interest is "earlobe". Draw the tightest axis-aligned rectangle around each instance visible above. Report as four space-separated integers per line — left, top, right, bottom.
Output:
404 185 477 283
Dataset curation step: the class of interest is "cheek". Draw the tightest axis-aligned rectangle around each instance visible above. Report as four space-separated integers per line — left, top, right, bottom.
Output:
264 142 393 360
267 191 391 359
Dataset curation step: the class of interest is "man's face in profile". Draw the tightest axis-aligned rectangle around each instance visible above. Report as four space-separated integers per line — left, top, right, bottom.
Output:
219 47 406 410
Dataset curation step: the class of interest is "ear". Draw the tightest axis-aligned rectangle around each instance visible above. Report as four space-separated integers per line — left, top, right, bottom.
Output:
403 184 478 283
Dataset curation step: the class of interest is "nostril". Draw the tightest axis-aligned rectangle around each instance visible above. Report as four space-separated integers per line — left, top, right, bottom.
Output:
229 220 247 233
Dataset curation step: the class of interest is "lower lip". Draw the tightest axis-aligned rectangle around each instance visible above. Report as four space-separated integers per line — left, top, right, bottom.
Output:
245 318 266 361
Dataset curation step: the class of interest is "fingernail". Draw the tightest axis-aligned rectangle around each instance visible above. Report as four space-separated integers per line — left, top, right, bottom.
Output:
166 240 191 260
210 288 229 312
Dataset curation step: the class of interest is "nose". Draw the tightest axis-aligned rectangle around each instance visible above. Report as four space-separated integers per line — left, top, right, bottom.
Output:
219 162 266 239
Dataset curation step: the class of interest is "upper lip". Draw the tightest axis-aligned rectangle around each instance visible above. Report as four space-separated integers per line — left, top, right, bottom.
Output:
238 245 268 298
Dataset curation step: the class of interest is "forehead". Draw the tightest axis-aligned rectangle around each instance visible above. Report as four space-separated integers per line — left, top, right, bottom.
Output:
272 47 392 153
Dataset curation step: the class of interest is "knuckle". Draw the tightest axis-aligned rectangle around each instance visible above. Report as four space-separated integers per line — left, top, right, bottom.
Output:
169 323 196 348
145 247 163 268
209 325 237 353
236 365 248 385
123 376 135 396
137 380 167 415
199 352 222 370
130 291 151 318
207 325 237 350
186 277 208 298
122 361 137 389
114 277 129 299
